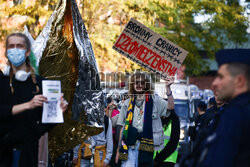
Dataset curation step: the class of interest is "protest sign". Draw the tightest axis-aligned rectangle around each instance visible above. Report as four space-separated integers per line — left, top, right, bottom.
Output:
113 18 188 79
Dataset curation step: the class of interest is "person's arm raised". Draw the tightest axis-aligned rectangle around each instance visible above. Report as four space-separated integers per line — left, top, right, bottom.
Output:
166 77 174 110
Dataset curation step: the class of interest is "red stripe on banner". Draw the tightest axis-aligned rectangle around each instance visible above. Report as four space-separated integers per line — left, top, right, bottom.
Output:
114 33 177 76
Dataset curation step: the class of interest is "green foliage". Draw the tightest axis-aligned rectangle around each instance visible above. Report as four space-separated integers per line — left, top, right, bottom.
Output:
0 0 248 76
130 0 248 75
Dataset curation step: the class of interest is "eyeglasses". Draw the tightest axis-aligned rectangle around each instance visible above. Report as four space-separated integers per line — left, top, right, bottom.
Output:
135 80 145 85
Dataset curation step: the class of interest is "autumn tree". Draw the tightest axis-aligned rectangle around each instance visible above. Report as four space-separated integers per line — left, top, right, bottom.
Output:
0 0 248 76
76 0 248 75
121 0 248 75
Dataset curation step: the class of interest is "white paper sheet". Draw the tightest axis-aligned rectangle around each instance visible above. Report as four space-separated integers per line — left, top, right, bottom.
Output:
42 80 64 123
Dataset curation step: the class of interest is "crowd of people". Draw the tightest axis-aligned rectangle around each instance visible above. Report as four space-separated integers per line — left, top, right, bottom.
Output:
0 33 249 167
181 49 250 167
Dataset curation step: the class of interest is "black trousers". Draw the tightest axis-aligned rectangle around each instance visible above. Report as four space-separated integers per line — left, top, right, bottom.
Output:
155 162 175 167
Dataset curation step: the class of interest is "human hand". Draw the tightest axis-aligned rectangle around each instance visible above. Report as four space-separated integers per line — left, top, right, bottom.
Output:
105 106 109 117
60 93 68 113
72 158 78 165
28 95 47 109
103 162 108 167
165 76 175 87
105 105 111 117
106 101 115 117
108 101 116 109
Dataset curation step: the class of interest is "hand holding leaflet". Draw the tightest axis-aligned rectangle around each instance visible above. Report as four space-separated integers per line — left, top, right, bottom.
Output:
42 80 64 123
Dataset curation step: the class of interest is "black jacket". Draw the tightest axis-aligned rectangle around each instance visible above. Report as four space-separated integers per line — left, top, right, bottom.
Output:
154 110 180 165
0 73 55 167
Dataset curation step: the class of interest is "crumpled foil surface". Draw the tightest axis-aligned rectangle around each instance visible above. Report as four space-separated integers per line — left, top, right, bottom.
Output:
23 26 35 45
32 12 55 67
35 0 104 161
71 0 104 125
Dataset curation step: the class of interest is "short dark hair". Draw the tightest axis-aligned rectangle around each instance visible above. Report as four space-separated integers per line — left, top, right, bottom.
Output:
106 97 112 105
198 101 207 111
226 63 250 90
208 97 216 107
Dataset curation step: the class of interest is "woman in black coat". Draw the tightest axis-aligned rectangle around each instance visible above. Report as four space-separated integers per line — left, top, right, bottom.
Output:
0 33 67 167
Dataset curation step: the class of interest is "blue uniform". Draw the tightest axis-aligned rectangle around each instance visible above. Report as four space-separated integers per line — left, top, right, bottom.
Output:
200 92 250 167
179 104 225 167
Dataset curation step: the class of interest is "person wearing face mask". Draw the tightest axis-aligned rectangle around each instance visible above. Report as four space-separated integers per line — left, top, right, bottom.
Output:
0 33 68 167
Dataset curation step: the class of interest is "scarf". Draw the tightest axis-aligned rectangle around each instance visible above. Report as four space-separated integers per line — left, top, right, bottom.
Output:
119 98 135 160
119 95 154 162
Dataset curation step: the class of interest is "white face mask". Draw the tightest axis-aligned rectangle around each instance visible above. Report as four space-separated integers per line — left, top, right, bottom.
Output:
2 66 30 81
15 70 31 81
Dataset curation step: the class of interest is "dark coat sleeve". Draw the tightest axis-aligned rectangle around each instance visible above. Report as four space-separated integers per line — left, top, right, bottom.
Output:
29 110 57 141
154 110 180 163
0 72 14 121
0 106 13 121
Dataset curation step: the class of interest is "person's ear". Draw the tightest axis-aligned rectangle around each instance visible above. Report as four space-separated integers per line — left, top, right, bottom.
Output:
235 74 247 89
26 50 31 58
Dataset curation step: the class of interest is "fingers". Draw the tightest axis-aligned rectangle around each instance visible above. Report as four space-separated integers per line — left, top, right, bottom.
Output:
34 95 47 104
60 98 68 112
60 93 64 100
165 76 175 86
35 95 48 103
29 95 47 109
35 96 47 106
61 102 68 111
34 100 43 106
30 93 68 111
167 77 174 82
60 93 68 112
72 158 77 165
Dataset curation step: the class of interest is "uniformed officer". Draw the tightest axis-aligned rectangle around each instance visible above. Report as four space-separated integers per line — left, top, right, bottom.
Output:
197 49 250 167
178 49 250 167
